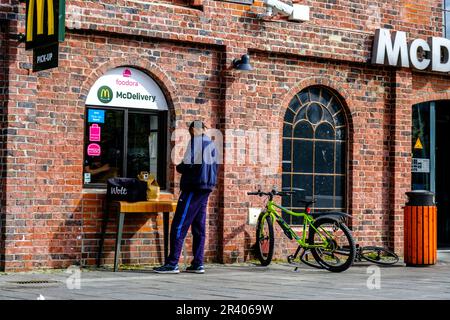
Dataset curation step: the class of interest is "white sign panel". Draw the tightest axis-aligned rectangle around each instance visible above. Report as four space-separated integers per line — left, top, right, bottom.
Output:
412 158 430 173
372 28 450 73
85 67 168 110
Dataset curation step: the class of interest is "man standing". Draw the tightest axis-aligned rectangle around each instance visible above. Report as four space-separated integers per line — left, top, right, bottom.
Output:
154 121 218 274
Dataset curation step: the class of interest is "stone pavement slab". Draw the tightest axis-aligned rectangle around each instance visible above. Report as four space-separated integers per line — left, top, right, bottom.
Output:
0 253 449 300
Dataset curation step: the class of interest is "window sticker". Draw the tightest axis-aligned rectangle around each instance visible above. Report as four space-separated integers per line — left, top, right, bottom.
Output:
84 173 91 184
88 109 105 123
414 137 424 150
87 143 101 156
89 124 101 142
412 158 430 173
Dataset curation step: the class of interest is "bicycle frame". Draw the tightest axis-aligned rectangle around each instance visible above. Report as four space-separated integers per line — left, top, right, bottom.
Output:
260 200 332 249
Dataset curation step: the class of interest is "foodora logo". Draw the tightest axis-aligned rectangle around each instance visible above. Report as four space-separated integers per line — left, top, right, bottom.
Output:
97 86 113 104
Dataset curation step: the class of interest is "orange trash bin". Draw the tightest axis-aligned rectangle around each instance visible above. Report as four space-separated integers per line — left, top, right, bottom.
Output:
404 191 437 266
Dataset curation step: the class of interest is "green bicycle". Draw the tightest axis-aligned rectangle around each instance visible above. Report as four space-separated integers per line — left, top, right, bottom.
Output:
248 188 356 272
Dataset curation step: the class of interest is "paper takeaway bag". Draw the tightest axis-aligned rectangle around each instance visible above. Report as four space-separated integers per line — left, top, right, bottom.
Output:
137 171 160 200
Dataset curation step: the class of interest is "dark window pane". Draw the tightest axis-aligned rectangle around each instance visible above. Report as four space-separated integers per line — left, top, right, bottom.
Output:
336 127 346 140
334 111 346 126
284 108 295 123
292 188 306 205
335 176 346 208
282 139 292 161
335 142 346 174
149 116 159 174
307 103 323 124
319 88 332 106
281 211 292 225
283 138 292 172
293 174 313 198
322 108 334 124
315 141 335 174
295 106 307 122
314 175 334 208
288 96 301 114
293 140 313 173
298 91 309 105
282 174 292 191
412 103 430 159
291 215 303 225
315 122 335 140
294 121 313 139
309 87 321 102
329 99 342 115
84 109 124 185
282 194 291 208
283 123 292 137
127 112 159 179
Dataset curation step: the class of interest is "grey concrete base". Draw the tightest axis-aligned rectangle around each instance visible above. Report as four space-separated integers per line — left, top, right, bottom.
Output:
0 255 449 300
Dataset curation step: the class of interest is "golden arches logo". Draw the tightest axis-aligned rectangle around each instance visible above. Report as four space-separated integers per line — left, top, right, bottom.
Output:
97 86 113 103
26 0 55 42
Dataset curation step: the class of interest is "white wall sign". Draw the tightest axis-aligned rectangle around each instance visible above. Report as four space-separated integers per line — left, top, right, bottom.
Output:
85 67 168 110
412 158 430 173
372 28 450 73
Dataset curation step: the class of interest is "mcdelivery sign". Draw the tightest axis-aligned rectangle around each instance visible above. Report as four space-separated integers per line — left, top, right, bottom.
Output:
85 67 168 111
372 28 450 73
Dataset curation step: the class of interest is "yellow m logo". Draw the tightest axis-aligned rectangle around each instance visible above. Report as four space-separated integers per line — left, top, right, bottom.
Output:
101 89 110 99
26 0 55 42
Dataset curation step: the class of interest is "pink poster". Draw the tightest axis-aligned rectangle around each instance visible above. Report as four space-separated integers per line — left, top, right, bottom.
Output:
90 124 101 141
87 143 101 157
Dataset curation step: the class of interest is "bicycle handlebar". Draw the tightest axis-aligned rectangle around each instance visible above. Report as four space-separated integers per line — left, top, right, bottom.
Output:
247 188 317 205
247 189 304 198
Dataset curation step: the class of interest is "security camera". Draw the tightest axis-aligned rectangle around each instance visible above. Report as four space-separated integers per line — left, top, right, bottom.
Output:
263 0 294 16
262 0 310 22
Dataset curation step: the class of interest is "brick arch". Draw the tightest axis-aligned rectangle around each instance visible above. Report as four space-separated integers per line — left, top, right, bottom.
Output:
78 57 181 119
279 76 354 130
414 91 450 105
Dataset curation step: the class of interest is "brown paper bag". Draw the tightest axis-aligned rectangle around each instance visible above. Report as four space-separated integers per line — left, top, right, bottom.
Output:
138 171 160 200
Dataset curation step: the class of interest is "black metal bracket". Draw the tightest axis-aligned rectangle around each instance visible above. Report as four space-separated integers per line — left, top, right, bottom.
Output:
11 33 26 43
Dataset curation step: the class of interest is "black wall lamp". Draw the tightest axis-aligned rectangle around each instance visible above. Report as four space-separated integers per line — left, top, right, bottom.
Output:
233 54 253 71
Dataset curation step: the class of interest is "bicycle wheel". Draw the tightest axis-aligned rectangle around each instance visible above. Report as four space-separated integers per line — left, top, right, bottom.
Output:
360 246 399 265
255 213 274 266
308 218 356 272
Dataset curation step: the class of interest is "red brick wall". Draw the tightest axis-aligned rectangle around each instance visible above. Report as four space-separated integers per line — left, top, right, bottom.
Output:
1 25 225 269
0 0 449 270
0 18 8 270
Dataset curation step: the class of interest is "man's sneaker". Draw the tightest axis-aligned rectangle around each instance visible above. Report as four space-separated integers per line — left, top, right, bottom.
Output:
153 264 179 274
185 265 205 274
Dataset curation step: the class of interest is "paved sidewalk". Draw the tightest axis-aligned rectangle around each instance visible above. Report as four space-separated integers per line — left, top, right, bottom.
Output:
0 252 449 300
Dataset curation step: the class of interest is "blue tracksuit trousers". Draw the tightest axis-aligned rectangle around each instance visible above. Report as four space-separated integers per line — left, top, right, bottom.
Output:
166 190 211 266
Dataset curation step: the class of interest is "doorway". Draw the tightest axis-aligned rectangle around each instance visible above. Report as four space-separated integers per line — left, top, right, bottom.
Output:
413 101 450 248
436 102 450 248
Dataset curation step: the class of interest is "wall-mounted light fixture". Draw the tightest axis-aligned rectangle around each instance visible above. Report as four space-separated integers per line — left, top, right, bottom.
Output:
233 54 253 71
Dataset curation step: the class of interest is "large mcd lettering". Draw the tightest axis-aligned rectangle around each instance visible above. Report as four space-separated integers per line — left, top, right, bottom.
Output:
26 0 59 50
372 28 450 73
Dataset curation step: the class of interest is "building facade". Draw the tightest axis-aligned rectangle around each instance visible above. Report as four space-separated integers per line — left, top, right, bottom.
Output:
0 0 449 271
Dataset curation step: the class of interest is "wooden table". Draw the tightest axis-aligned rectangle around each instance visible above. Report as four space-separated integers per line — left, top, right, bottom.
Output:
97 197 177 272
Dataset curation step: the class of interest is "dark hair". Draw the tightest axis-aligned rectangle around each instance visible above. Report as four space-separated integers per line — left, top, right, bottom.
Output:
189 120 207 129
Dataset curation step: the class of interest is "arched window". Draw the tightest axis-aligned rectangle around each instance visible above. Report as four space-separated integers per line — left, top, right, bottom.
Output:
84 67 168 189
282 86 347 224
